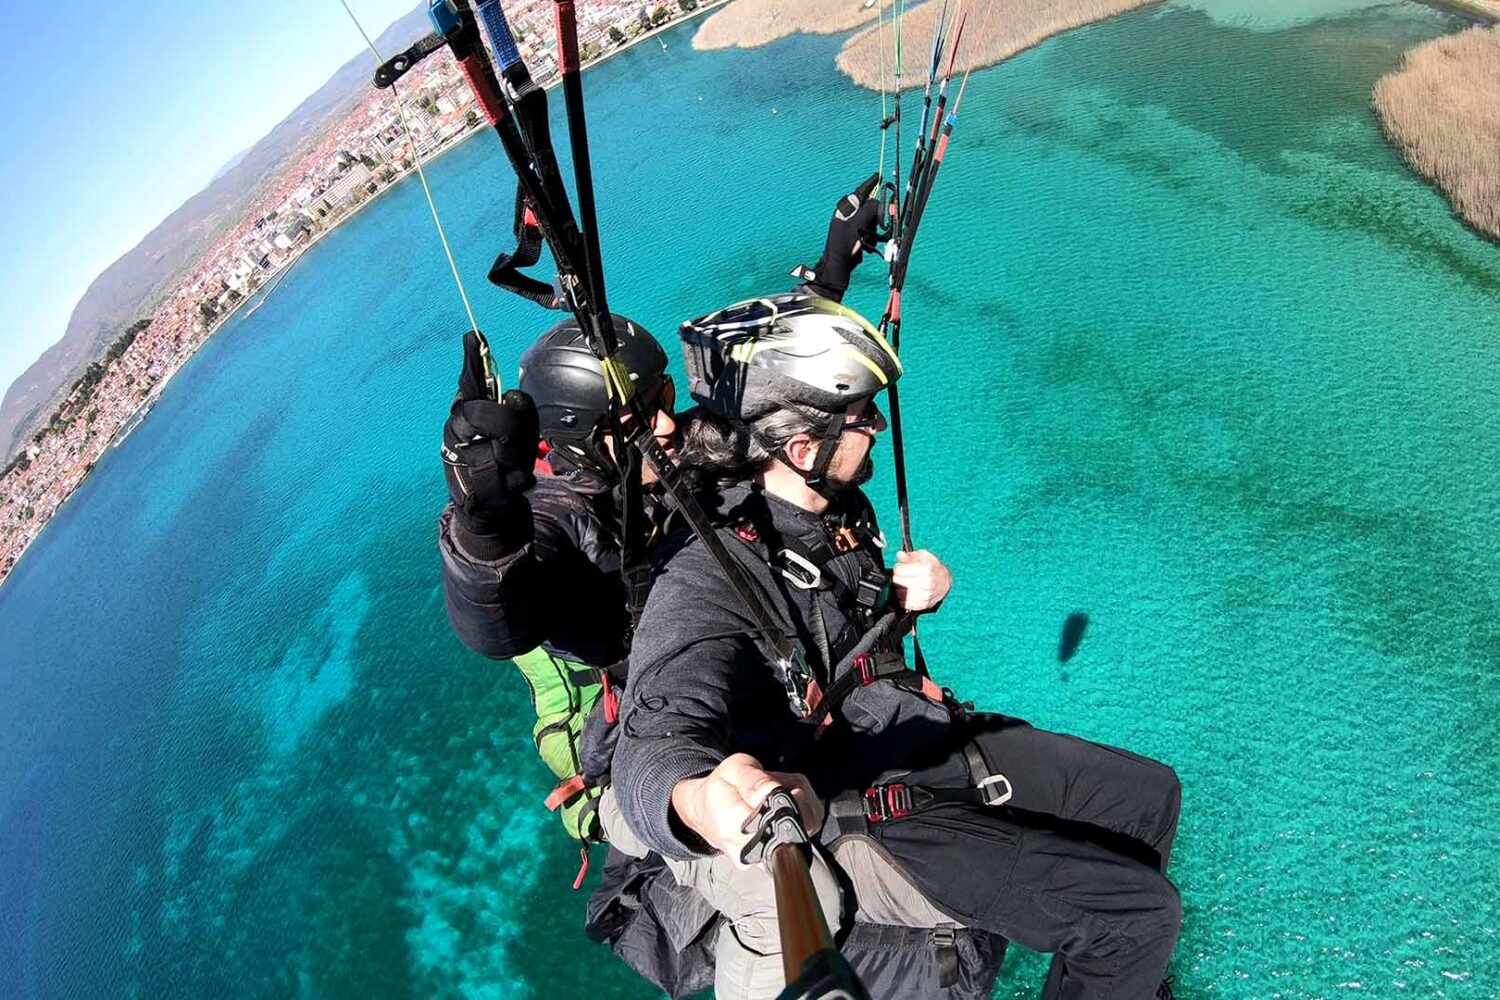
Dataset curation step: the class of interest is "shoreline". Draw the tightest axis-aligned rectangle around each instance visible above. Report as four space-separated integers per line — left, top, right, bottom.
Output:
1421 0 1500 22
63 0 738 455
0 0 732 592
1371 21 1500 248
838 0 1164 91
692 0 889 51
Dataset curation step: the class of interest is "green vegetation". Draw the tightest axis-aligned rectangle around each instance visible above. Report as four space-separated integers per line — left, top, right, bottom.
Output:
106 318 150 363
25 318 153 447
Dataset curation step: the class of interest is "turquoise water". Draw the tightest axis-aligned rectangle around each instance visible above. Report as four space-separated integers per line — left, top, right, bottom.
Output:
3 3 1498 996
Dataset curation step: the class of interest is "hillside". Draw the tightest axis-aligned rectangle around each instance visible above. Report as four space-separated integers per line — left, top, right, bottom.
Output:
0 3 431 461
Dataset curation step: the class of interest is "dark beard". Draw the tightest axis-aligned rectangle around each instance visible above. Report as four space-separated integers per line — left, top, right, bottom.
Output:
827 454 875 493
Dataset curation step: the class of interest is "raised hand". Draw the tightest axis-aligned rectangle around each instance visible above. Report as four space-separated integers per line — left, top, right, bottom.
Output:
441 330 540 533
796 173 886 303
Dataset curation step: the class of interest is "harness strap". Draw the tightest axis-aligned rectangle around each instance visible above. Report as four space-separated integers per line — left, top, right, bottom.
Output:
862 741 1014 824
487 185 560 307
601 671 620 725
808 647 949 732
829 789 871 837
933 926 959 988
573 844 591 890
545 774 589 811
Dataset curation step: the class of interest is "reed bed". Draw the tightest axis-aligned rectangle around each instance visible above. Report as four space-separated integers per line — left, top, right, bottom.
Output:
837 0 1161 91
1372 25 1500 243
693 0 893 51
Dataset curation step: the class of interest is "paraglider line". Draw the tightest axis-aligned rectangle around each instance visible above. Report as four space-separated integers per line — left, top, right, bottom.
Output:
338 0 487 377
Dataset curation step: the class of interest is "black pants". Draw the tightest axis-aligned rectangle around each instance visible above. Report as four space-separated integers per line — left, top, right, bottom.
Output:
875 714 1182 1000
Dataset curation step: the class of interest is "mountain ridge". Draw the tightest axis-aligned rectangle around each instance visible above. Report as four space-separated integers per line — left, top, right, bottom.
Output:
0 3 431 462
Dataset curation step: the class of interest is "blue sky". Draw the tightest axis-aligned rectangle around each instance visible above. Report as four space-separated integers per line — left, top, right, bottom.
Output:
0 0 422 398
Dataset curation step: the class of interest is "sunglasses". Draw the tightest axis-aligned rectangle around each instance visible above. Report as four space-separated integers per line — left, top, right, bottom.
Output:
618 375 676 428
840 401 883 434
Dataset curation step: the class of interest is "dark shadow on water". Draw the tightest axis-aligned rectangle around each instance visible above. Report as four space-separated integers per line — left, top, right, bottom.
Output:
1058 612 1090 664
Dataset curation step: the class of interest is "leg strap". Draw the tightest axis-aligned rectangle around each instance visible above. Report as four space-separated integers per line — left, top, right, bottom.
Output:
863 740 1014 825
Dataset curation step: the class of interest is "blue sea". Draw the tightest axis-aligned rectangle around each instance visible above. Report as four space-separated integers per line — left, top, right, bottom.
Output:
3 2 1497 996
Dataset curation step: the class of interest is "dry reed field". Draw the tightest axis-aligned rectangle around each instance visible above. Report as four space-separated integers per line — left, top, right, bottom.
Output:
837 0 1161 90
693 0 893 51
1372 24 1500 244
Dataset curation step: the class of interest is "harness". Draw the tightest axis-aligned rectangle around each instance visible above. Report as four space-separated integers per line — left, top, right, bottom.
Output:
829 740 1015 832
726 501 950 730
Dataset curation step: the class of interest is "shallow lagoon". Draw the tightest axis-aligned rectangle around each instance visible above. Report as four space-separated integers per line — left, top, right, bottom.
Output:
2 2 1497 996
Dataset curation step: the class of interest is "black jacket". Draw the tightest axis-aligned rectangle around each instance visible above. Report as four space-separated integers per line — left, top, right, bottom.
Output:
440 466 635 667
613 483 962 862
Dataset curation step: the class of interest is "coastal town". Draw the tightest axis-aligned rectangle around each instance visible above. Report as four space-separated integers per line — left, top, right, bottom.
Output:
4 0 1500 589
0 0 711 586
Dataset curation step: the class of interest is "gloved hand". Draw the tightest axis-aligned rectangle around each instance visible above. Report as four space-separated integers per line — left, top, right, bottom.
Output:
795 172 886 303
442 330 540 540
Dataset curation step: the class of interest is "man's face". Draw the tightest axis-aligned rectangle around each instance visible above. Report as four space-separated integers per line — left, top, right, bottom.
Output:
822 396 886 488
602 375 677 484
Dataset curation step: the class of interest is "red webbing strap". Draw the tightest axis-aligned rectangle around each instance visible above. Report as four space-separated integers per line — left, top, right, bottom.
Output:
456 54 506 124
602 672 620 725
572 845 591 890
920 675 945 704
545 774 587 811
553 1 581 73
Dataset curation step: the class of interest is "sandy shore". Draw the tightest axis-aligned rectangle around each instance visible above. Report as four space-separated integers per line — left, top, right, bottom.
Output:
1373 24 1500 244
1426 0 1500 21
838 0 1162 90
693 0 892 51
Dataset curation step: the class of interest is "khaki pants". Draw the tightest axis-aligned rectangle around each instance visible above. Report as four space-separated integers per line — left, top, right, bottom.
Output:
600 789 957 1000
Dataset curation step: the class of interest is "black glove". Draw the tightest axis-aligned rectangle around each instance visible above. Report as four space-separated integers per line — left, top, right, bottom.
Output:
442 330 540 544
794 173 885 303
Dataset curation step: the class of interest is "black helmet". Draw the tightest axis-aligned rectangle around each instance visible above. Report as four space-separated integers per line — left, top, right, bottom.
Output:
518 315 669 477
679 292 901 493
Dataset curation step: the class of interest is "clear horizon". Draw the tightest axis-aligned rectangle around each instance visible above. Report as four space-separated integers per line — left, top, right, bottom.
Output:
0 0 422 401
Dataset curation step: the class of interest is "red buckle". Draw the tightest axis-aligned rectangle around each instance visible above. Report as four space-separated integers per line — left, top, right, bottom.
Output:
863 783 912 824
734 521 758 543
854 653 877 686
832 526 859 553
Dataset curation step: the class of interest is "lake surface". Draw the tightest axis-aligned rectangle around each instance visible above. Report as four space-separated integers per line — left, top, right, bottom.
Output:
2 2 1496 996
